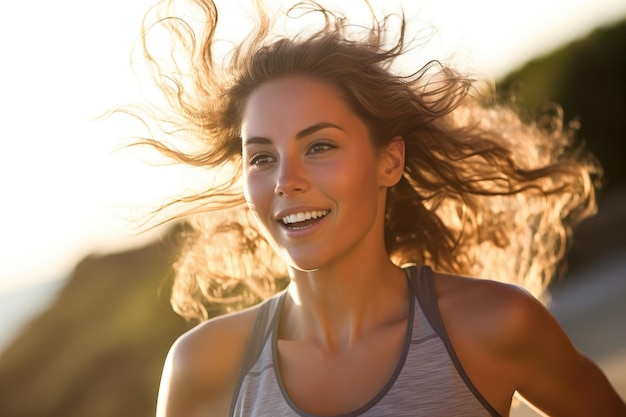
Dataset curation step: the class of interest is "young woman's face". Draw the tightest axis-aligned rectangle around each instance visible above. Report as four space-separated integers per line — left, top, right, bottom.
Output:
241 75 395 271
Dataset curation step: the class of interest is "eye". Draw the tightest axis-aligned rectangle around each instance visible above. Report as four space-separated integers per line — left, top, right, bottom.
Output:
308 142 336 155
248 153 275 167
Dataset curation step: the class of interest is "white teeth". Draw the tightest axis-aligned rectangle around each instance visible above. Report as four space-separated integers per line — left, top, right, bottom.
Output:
282 210 329 225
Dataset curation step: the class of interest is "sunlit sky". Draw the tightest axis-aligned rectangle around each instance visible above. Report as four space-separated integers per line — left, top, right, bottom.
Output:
1 0 625 294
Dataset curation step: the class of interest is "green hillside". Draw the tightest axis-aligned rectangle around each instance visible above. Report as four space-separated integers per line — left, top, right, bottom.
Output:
0 226 189 417
498 18 626 190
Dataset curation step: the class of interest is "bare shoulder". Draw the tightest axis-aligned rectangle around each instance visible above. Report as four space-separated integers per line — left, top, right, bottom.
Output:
170 304 260 385
156 302 263 417
431 272 576 375
432 271 626 416
432 271 539 347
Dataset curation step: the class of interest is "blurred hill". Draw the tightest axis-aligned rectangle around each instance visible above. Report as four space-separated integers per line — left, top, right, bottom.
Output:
0 19 625 417
0 226 189 417
499 17 626 193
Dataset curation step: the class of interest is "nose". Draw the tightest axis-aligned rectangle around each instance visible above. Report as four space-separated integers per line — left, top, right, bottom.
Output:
274 156 309 196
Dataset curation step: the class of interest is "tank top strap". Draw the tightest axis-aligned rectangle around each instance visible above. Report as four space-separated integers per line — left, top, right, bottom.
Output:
228 291 286 416
405 264 447 340
405 264 501 417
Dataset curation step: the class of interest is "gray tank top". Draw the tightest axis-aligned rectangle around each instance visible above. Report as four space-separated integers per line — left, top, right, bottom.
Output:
229 265 501 416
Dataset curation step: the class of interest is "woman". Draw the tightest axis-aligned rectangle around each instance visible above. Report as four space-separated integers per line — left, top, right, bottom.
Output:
129 0 626 415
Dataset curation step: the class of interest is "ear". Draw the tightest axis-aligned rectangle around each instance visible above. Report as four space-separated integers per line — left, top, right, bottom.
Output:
379 135 405 187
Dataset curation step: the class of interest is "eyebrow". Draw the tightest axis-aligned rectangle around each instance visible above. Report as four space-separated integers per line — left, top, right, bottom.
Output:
244 122 345 145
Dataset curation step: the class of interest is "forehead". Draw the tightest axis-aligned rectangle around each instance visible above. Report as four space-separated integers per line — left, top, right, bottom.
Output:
241 75 358 138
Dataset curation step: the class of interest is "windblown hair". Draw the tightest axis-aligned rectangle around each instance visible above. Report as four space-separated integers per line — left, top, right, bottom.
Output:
127 0 600 321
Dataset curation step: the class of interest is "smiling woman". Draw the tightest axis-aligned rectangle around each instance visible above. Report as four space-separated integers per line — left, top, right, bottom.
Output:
119 0 625 416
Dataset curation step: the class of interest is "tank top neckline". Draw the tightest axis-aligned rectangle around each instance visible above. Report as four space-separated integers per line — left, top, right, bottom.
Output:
268 267 417 417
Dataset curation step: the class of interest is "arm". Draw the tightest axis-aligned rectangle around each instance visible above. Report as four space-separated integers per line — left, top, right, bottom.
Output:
156 310 256 417
507 290 625 416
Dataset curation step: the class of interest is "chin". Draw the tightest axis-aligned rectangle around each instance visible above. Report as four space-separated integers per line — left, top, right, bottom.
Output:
287 260 322 273
283 253 326 273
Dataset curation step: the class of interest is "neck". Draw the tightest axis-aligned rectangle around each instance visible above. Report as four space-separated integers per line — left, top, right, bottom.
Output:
282 255 409 352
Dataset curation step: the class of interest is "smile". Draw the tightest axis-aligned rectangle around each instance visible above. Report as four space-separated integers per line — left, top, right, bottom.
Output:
281 210 329 227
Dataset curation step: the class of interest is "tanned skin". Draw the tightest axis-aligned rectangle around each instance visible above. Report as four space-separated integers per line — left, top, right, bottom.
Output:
156 76 626 417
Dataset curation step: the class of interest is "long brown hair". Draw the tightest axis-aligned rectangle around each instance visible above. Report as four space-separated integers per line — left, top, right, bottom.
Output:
123 0 600 321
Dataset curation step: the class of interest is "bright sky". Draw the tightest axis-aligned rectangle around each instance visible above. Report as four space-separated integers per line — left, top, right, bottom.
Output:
1 0 625 294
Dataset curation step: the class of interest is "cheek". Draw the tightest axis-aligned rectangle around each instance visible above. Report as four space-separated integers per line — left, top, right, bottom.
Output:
243 173 271 218
328 157 380 198
242 172 253 203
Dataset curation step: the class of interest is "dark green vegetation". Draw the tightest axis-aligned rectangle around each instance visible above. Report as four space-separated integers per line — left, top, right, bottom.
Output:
499 17 626 191
1 18 624 417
